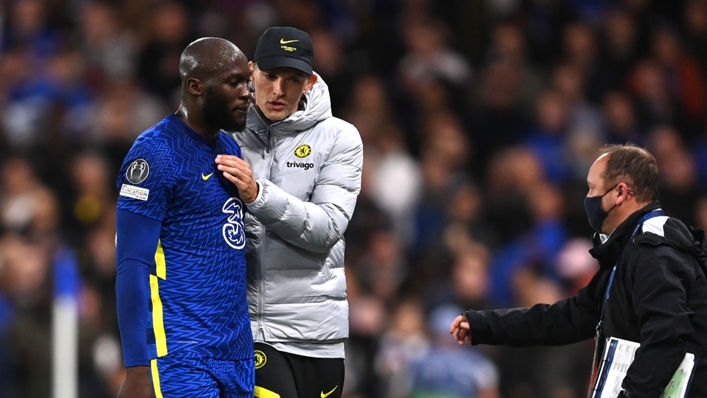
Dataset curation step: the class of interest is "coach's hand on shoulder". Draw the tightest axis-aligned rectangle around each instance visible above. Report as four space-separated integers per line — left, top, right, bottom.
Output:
449 314 472 345
118 366 154 398
215 155 259 203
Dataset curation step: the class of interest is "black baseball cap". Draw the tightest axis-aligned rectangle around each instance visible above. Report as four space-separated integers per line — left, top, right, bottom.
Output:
253 27 314 75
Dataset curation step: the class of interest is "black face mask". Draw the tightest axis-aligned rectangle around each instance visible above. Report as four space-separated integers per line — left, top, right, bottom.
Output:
584 184 619 233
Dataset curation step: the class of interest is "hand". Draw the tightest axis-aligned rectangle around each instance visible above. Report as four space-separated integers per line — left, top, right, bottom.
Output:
117 366 154 398
215 155 259 203
449 314 472 345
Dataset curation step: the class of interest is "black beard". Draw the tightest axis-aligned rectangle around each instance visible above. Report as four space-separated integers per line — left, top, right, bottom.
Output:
202 87 246 133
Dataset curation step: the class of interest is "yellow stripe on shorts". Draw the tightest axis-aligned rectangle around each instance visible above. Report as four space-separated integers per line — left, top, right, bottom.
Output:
255 386 281 398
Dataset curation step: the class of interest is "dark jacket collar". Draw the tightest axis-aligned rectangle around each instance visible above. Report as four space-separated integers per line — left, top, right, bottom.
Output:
589 201 662 268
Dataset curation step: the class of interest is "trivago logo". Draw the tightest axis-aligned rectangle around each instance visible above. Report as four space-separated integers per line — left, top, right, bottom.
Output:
286 161 314 170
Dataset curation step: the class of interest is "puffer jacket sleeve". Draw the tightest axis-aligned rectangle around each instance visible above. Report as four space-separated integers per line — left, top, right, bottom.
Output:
245 124 363 253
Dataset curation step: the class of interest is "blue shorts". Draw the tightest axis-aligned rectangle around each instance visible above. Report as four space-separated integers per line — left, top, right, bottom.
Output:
150 353 254 398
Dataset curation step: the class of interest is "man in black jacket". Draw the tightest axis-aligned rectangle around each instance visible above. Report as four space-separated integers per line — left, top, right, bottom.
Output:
450 144 707 397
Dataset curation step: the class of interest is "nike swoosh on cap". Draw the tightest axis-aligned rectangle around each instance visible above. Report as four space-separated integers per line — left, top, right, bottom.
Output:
280 38 299 44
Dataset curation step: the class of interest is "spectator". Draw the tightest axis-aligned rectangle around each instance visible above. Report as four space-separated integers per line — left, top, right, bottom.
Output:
406 304 500 398
1 1 707 396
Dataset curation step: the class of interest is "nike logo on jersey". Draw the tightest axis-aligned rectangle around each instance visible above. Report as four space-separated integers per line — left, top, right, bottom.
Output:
202 173 213 181
321 386 338 398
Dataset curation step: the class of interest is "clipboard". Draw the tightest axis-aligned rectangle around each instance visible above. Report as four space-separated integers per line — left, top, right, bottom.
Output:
591 337 695 398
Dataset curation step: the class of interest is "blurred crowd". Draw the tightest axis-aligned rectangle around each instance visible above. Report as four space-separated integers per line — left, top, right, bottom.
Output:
2 0 707 397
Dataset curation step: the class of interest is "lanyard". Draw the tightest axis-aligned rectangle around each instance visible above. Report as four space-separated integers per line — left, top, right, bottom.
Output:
597 208 664 328
588 208 664 397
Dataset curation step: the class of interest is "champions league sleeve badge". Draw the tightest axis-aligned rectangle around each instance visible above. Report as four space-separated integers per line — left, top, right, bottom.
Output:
126 159 150 184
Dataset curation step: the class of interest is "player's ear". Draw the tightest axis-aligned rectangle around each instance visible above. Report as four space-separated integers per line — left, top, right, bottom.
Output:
187 77 203 96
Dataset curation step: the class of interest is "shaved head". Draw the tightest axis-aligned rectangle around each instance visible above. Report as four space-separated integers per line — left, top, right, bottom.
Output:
175 37 251 136
179 37 246 82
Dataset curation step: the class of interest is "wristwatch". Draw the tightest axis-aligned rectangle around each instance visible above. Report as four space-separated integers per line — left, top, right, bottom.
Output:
617 391 630 398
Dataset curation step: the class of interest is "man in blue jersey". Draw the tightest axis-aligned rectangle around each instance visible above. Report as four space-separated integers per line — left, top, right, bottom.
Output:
115 37 257 398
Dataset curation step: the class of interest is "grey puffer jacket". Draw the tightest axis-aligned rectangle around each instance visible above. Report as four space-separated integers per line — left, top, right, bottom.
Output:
231 75 363 358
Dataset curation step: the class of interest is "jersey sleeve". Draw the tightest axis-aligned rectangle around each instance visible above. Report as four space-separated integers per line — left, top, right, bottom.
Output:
116 136 177 222
115 209 161 367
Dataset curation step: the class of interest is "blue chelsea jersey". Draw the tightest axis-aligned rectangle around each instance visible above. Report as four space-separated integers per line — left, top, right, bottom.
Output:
116 113 252 361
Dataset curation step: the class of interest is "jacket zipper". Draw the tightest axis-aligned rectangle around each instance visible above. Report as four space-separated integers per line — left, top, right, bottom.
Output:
252 109 271 158
266 126 271 154
257 130 275 340
258 243 265 341
258 224 267 340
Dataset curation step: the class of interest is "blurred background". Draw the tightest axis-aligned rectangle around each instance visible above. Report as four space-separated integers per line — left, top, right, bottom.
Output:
1 0 707 397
